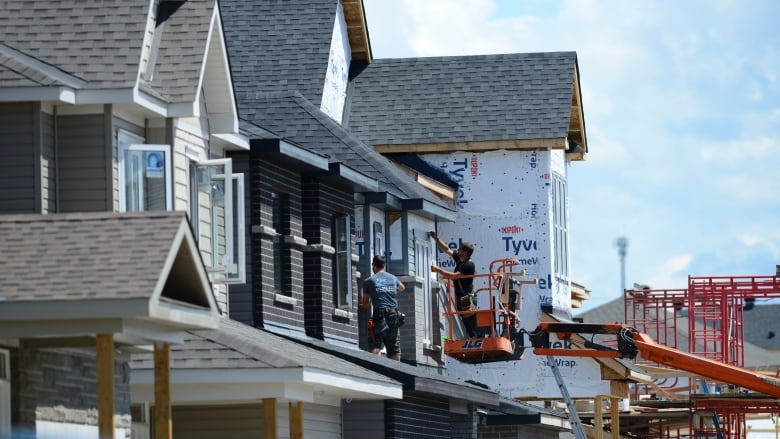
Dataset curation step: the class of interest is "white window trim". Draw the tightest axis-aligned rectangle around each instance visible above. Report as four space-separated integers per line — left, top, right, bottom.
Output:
117 133 172 212
190 158 245 284
416 239 433 344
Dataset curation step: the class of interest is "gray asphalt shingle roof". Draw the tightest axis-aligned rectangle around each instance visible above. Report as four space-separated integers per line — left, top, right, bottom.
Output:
0 211 190 303
150 0 214 104
220 0 338 106
130 317 397 385
743 304 780 351
0 0 149 90
0 0 212 104
239 91 455 209
345 52 578 146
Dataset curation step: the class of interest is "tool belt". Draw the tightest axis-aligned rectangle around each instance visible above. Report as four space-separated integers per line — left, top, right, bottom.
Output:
458 294 476 317
372 308 405 337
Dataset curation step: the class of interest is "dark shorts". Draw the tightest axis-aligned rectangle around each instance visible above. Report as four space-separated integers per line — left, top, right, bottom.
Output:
372 308 402 357
375 327 401 357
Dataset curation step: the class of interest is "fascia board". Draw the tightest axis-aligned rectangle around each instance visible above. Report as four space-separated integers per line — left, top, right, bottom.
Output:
0 87 77 104
361 192 403 210
131 88 168 116
74 88 168 119
131 368 402 402
148 300 218 330
0 300 150 322
0 317 184 345
302 368 402 399
402 199 458 222
167 101 197 117
251 139 330 171
328 163 380 191
76 88 136 105
413 377 499 407
212 132 250 151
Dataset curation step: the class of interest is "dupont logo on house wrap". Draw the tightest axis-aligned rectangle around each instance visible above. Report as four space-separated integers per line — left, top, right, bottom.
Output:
470 154 478 179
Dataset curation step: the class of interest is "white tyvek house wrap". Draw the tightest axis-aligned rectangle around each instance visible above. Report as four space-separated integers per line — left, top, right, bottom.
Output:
320 2 350 123
422 149 607 398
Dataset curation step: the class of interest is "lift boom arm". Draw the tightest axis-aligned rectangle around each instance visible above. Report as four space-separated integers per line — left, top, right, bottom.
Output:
529 322 780 398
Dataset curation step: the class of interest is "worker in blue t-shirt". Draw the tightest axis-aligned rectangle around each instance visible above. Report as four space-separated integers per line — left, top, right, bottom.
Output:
360 255 405 360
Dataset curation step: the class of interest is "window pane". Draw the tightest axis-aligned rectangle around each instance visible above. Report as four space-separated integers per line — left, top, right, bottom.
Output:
272 192 287 294
193 160 234 279
333 215 352 307
119 142 170 212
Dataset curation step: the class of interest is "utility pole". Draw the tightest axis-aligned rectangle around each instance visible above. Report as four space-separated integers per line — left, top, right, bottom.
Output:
615 237 628 294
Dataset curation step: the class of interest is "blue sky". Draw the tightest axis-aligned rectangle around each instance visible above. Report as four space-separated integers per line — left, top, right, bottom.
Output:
362 0 780 313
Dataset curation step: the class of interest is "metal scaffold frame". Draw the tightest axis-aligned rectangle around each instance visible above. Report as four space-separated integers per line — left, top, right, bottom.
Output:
623 272 780 439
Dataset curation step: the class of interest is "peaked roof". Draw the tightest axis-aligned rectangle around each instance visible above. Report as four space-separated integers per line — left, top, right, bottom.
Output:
146 0 216 105
0 211 219 340
345 52 587 154
0 0 233 113
130 317 402 402
220 0 340 107
239 91 457 212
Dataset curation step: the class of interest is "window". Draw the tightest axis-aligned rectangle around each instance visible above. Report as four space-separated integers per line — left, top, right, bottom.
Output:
191 159 245 284
118 130 171 212
415 239 433 343
372 221 384 257
552 174 569 280
272 192 288 294
332 214 352 308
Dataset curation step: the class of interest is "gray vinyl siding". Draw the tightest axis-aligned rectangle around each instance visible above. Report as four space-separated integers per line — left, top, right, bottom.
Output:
171 404 263 439
343 399 385 439
0 103 36 213
40 111 56 213
304 403 341 438
57 114 110 212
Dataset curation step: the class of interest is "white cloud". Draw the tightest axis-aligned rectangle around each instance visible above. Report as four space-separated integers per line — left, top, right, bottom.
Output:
362 0 780 313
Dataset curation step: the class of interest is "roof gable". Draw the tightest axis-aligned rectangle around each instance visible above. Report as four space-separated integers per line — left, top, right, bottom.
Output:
346 52 587 157
221 0 339 106
146 0 238 133
0 211 219 341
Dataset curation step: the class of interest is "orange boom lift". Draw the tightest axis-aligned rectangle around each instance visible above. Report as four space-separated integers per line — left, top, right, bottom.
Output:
529 322 780 398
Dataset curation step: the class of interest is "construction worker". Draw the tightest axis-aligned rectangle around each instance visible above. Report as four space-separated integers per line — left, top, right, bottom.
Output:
429 231 478 338
360 255 405 360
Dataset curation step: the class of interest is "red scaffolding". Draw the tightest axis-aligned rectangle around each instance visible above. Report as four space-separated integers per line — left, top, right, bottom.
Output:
623 272 780 439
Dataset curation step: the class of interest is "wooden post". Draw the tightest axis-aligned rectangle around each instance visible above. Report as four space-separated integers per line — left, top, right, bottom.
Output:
289 401 303 439
95 334 115 439
594 396 603 438
154 343 172 439
263 398 278 439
